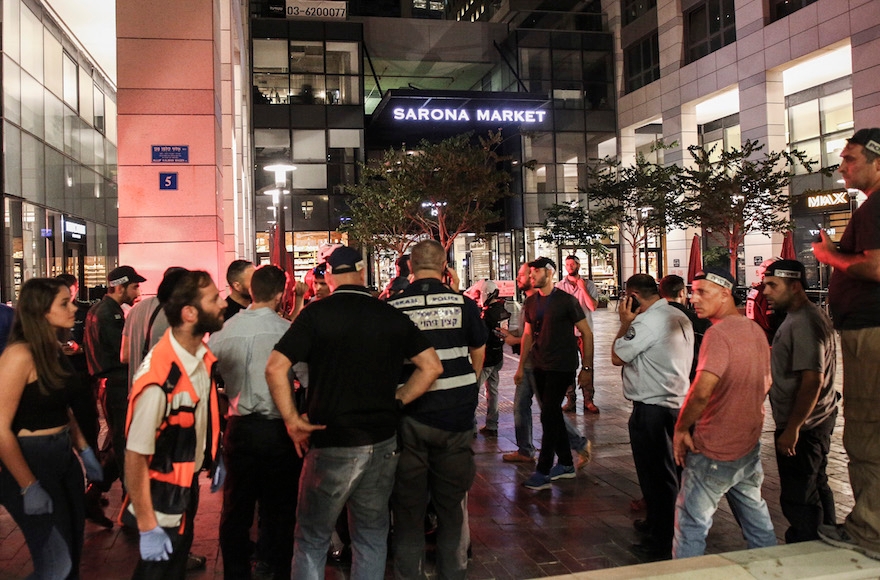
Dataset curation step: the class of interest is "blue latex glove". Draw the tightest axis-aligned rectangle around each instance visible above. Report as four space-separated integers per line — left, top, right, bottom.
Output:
22 481 53 515
210 454 226 493
79 447 104 482
139 526 173 561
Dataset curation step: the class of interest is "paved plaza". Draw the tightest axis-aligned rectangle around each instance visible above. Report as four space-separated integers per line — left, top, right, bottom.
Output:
0 307 858 578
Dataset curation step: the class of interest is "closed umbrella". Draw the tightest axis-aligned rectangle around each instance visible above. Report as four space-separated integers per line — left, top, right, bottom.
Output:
687 234 702 284
781 231 796 260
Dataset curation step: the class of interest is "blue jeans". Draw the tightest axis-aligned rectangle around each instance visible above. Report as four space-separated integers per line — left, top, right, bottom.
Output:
673 442 777 558
514 368 586 457
292 436 399 580
0 428 84 580
479 361 503 430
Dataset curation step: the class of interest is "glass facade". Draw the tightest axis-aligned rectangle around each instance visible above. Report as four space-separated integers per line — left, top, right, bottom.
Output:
2 0 117 302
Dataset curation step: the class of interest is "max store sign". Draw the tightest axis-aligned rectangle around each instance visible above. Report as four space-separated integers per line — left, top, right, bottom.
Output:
807 192 849 208
392 107 548 124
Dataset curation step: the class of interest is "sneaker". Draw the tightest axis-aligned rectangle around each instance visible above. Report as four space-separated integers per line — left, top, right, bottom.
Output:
584 401 600 414
576 440 592 470
562 399 577 413
549 464 576 480
502 451 535 463
523 472 552 490
818 524 880 560
186 553 207 571
478 426 498 437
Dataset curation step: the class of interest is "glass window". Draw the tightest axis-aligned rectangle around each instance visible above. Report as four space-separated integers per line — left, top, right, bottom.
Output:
325 42 358 75
44 30 63 98
686 0 736 63
328 129 361 149
94 85 105 133
255 129 291 155
21 72 45 138
4 57 22 125
4 0 21 64
253 73 290 104
622 0 657 25
79 66 93 122
789 100 820 142
524 132 554 164
771 0 818 21
62 53 78 109
105 97 117 145
556 133 585 164
625 33 659 92
552 50 581 82
44 90 64 150
292 130 325 162
824 133 848 168
289 41 324 73
94 131 106 174
45 146 66 210
291 164 327 189
793 138 820 175
290 75 324 104
22 133 46 204
5 122 22 197
519 48 552 81
20 4 43 83
820 90 852 134
63 104 78 157
325 75 360 105
253 39 289 72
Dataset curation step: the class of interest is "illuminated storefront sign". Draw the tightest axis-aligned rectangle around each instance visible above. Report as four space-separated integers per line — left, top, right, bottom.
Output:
392 107 548 124
62 216 87 243
807 192 849 208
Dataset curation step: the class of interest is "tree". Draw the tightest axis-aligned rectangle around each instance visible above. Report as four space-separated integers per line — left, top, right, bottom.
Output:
583 147 681 277
677 140 821 278
343 131 511 253
538 201 616 257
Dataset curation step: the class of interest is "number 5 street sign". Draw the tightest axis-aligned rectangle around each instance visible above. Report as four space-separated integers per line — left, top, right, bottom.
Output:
159 172 178 190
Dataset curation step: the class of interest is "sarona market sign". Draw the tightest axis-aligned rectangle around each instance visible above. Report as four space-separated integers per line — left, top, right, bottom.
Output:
392 107 548 124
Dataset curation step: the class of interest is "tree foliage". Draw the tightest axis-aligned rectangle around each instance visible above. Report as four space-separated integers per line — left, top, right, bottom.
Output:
677 140 821 277
582 146 681 276
539 201 616 256
343 132 511 252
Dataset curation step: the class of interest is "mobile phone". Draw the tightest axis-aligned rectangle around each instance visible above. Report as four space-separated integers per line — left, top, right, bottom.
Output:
814 225 824 243
629 296 641 313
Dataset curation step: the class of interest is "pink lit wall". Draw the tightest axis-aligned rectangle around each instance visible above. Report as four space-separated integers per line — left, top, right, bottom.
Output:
116 0 225 295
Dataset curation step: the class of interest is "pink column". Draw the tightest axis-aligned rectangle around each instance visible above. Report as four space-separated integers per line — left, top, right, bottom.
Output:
116 0 225 293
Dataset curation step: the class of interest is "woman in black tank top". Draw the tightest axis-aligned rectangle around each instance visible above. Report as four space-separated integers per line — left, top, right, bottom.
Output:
0 278 104 579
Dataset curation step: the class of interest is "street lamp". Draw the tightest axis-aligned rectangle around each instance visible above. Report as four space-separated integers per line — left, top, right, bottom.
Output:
263 163 296 267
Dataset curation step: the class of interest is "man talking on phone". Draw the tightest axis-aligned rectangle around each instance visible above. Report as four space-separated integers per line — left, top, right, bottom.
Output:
612 274 693 560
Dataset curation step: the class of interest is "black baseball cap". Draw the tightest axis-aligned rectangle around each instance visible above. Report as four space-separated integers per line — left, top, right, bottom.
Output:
765 259 807 287
108 265 146 287
848 128 880 157
327 246 364 274
528 257 556 271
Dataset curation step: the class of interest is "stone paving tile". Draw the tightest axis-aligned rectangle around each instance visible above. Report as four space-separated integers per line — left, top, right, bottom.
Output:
0 308 855 578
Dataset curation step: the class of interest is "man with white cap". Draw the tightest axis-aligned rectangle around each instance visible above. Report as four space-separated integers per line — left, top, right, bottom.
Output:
762 259 839 543
671 267 776 558
813 127 880 559
83 265 146 524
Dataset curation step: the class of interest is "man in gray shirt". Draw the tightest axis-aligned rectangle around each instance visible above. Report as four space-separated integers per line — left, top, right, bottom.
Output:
613 274 693 560
208 265 301 579
763 259 839 543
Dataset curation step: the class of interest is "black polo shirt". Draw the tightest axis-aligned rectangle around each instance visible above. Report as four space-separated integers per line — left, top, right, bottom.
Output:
829 192 880 329
274 285 432 448
83 295 128 379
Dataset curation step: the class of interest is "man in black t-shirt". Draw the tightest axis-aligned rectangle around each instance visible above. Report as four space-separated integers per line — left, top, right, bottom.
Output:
265 245 442 579
813 127 880 560
514 257 594 490
223 259 254 320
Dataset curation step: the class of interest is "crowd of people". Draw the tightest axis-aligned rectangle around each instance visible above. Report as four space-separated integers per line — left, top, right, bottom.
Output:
0 127 879 579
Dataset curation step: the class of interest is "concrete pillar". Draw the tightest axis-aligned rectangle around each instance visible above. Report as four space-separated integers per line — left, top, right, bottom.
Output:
738 69 786 285
116 0 225 292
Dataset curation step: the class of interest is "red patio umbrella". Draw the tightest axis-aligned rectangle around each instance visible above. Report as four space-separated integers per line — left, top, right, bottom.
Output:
687 234 702 284
781 231 796 260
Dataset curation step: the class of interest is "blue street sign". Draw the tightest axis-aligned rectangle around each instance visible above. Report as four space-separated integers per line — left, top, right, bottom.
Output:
159 173 178 190
152 145 189 164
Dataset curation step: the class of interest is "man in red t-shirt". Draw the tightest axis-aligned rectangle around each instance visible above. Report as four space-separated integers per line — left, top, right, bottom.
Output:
671 268 777 558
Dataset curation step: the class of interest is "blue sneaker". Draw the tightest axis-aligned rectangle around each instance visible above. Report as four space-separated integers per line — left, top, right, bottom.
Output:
523 472 552 490
549 464 576 480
